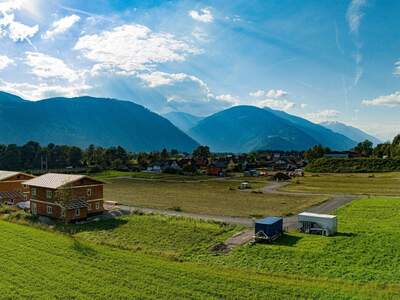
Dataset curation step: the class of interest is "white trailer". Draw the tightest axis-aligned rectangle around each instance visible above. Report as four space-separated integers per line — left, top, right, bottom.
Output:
298 212 337 236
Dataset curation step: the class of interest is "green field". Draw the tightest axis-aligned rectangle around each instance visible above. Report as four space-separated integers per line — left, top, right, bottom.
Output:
281 172 400 195
206 197 400 287
103 177 327 217
73 214 240 258
1 199 399 299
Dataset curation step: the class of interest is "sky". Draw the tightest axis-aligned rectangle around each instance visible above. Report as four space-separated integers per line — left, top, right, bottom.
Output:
0 0 399 140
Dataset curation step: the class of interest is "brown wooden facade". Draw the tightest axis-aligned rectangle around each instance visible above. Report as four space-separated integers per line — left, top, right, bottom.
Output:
27 175 105 222
0 172 35 205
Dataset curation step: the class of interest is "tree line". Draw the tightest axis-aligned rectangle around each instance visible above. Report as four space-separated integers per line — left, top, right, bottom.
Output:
304 134 400 161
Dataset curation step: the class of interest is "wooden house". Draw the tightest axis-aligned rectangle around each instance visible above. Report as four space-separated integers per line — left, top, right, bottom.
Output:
0 171 35 205
24 173 105 222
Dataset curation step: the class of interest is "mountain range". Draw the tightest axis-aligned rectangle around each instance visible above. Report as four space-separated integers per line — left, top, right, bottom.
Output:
0 92 198 152
188 106 357 152
320 121 382 145
0 91 381 153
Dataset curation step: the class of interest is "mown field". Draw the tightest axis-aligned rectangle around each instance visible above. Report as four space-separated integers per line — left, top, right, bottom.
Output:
1 200 399 299
281 172 400 195
102 177 327 217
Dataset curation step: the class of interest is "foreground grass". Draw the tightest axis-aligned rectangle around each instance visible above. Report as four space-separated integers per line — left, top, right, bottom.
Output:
0 220 395 299
206 197 400 286
281 172 400 195
73 214 240 258
103 178 327 217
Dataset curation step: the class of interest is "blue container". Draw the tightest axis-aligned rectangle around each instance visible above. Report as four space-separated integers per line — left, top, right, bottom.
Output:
255 217 283 238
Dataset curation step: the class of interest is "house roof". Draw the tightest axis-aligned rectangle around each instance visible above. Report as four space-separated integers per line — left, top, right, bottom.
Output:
256 216 283 225
0 170 32 181
0 191 25 200
299 212 336 219
23 173 104 189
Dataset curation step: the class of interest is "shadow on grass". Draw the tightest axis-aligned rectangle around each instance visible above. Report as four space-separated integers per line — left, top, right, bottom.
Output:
58 218 129 234
335 232 357 237
255 234 302 247
71 239 97 256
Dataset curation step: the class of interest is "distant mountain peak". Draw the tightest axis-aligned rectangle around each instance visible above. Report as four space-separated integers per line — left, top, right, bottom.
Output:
320 121 381 145
0 92 199 152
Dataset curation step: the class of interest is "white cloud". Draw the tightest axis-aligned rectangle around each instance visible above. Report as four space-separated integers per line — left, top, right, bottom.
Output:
266 89 288 98
0 79 91 100
189 8 213 23
346 0 367 34
215 94 239 104
306 109 341 123
192 27 208 42
249 90 265 97
7 19 39 42
0 1 23 15
42 14 80 40
74 24 199 75
257 99 295 111
138 71 209 91
249 89 288 98
394 60 400 76
362 92 400 107
24 52 80 82
0 55 13 70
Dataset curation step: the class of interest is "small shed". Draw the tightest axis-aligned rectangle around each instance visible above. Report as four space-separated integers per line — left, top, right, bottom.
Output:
254 217 283 241
298 212 337 236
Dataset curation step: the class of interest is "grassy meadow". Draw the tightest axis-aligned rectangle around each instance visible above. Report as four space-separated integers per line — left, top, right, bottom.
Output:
102 177 327 217
207 197 400 286
1 200 399 299
281 172 400 195
73 214 241 258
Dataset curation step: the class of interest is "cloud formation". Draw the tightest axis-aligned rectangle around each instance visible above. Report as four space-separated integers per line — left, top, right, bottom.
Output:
346 0 367 34
362 92 400 107
25 52 80 82
257 99 295 111
75 24 198 76
189 8 213 23
42 14 80 40
307 109 341 123
0 55 13 70
249 89 288 98
0 79 91 100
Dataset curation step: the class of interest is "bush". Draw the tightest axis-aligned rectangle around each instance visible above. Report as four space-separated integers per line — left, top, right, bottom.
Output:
305 157 400 173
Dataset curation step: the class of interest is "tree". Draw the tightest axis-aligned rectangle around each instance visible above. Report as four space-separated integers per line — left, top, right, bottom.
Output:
391 134 400 158
304 145 330 161
192 146 210 160
354 140 373 157
161 148 169 161
373 142 391 158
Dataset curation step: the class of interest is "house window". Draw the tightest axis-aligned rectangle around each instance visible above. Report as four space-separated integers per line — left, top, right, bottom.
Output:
31 188 37 196
24 194 28 201
88 203 92 211
95 202 100 210
87 188 92 197
47 205 53 215
61 209 65 218
46 190 52 199
75 208 80 217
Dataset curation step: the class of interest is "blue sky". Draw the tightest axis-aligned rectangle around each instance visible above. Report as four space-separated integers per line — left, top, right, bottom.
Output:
0 0 399 140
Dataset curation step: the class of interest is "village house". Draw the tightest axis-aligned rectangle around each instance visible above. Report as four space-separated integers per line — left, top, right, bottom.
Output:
23 173 105 222
0 171 35 205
